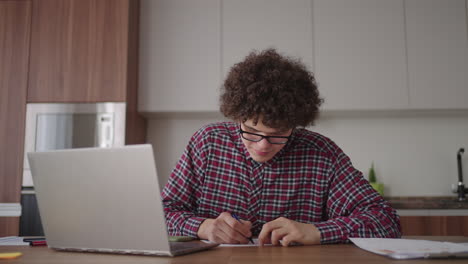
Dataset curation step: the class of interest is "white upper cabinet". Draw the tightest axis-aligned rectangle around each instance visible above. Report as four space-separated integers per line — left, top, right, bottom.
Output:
406 0 468 109
314 0 409 110
138 0 468 112
139 0 221 112
222 0 314 78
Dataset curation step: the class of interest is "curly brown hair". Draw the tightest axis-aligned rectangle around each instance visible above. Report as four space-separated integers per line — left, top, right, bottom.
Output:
220 49 323 130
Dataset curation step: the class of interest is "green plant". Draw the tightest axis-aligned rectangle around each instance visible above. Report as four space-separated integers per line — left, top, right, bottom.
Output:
368 162 376 183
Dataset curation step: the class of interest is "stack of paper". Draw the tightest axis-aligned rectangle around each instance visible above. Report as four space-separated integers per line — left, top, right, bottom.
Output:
350 238 468 259
0 237 30 246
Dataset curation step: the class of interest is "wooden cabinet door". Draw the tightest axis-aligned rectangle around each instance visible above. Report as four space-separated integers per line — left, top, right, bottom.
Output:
0 0 32 236
400 216 468 236
314 0 408 110
27 0 129 103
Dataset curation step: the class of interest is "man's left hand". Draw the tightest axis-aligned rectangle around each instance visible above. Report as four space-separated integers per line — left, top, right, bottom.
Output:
257 217 321 246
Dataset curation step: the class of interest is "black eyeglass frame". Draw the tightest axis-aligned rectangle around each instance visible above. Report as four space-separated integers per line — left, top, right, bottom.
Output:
239 128 292 145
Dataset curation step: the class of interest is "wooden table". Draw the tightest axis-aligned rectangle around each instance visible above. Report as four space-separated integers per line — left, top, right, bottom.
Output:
1 237 467 264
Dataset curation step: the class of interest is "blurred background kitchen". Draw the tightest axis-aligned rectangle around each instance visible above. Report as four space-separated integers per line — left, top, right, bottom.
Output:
1 0 467 238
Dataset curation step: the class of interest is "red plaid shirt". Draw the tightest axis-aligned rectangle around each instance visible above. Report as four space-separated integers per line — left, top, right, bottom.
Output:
162 122 401 244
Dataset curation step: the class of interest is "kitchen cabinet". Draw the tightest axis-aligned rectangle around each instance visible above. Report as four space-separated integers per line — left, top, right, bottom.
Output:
400 216 468 236
27 0 145 143
314 0 408 110
139 0 468 112
0 0 31 236
222 0 314 77
139 0 313 112
1 0 145 237
27 0 129 103
406 0 468 109
138 0 221 112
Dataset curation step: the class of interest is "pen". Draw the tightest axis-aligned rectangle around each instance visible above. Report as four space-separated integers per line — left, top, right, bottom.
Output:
23 237 46 242
231 213 255 244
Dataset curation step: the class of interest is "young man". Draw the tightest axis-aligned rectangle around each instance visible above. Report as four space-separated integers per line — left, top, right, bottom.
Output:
162 49 401 246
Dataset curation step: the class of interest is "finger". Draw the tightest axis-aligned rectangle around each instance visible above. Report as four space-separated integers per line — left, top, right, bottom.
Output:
280 234 297 247
232 219 253 238
270 227 289 246
216 218 250 244
258 218 286 246
218 212 244 230
211 225 239 244
239 219 253 229
219 213 252 238
258 235 271 246
210 232 229 244
208 218 232 243
258 225 272 246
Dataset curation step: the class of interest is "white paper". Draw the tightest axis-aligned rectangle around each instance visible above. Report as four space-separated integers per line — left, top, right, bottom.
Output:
0 236 30 246
350 238 468 259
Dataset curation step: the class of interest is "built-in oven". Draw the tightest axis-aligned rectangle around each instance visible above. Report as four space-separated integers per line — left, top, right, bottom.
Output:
20 103 126 235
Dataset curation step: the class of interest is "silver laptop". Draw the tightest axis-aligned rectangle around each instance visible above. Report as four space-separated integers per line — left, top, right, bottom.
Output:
28 144 218 257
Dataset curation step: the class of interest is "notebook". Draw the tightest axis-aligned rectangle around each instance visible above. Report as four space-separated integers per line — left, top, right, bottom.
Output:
28 144 218 257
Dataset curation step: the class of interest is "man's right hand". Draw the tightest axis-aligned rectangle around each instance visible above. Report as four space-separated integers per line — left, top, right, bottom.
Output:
197 212 253 244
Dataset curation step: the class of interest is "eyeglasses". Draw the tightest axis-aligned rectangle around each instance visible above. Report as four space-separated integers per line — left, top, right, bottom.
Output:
239 128 292 145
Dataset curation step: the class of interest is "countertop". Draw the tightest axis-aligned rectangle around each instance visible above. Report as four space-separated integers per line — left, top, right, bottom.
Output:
385 196 468 209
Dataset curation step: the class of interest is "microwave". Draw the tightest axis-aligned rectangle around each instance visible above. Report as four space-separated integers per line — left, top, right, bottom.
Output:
22 103 126 187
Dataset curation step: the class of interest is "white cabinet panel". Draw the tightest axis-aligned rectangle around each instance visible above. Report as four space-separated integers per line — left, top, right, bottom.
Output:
139 0 221 112
314 0 408 110
222 0 313 78
406 0 468 109
138 0 468 113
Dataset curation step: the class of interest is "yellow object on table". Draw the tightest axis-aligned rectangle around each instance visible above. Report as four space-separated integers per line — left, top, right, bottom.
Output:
0 252 22 260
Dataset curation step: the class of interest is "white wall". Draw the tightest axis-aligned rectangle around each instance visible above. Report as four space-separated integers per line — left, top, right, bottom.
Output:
147 113 226 190
147 112 468 197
